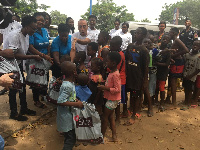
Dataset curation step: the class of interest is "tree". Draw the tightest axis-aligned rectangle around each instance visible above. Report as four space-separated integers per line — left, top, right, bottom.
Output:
140 18 151 23
159 0 200 28
11 0 50 18
81 0 135 32
49 10 68 37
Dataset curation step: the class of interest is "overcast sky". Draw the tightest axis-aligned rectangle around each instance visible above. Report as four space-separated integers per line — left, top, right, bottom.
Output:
37 0 181 31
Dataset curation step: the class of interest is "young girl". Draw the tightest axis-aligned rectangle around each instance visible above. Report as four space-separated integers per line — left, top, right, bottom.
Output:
98 31 110 60
74 51 88 74
87 42 98 79
88 57 104 116
98 52 121 142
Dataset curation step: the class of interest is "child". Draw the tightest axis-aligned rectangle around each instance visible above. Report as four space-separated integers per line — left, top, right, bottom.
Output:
87 42 98 79
155 35 171 111
57 61 83 150
88 57 104 115
75 73 92 102
125 43 150 125
168 27 189 107
74 51 88 74
98 52 121 142
183 40 200 106
98 31 110 60
143 38 159 106
109 36 127 122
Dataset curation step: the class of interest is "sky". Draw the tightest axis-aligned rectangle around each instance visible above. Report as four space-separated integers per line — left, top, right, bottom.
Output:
37 0 182 31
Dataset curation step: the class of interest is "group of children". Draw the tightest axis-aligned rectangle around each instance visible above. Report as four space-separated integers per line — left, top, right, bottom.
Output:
50 26 200 149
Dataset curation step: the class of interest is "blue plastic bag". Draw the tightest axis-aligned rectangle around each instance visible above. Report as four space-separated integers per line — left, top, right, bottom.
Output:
0 135 4 150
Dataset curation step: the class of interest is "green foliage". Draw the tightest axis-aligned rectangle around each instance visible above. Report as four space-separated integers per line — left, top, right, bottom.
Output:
159 0 200 28
11 0 50 18
49 10 68 37
140 18 151 23
81 0 135 32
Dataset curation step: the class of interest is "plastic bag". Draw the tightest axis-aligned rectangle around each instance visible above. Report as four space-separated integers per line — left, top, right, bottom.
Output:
46 76 61 104
72 102 103 144
0 135 4 150
0 56 23 89
26 59 52 89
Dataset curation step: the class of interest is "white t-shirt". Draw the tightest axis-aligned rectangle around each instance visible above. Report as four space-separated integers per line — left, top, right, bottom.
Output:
72 31 93 63
109 28 122 39
88 27 100 43
3 29 29 64
118 31 132 51
0 21 22 49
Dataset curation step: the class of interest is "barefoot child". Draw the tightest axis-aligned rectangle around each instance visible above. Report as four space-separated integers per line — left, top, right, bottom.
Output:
168 27 189 107
57 61 83 150
109 36 127 122
98 52 121 142
88 57 104 116
183 40 200 106
155 35 171 111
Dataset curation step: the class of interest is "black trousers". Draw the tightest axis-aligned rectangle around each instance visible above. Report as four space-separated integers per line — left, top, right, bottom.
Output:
9 63 27 115
63 129 76 150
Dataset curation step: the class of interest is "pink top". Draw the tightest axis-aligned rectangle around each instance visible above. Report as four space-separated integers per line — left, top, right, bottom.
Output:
104 70 121 101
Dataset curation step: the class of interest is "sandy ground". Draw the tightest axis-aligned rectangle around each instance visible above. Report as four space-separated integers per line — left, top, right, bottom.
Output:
3 89 200 150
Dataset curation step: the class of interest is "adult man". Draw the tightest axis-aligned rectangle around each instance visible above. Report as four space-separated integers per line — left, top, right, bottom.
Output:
71 19 93 63
3 15 42 121
179 19 198 50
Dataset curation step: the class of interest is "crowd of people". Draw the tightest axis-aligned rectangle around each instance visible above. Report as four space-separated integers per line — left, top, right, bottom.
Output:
0 10 200 149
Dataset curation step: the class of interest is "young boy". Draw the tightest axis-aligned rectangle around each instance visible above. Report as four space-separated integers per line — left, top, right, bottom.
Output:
88 15 100 43
57 61 83 150
110 36 126 122
98 52 121 142
168 27 189 107
183 40 200 106
155 35 171 111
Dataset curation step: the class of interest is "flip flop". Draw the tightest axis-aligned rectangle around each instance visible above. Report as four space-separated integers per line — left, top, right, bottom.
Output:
135 113 141 119
191 105 197 108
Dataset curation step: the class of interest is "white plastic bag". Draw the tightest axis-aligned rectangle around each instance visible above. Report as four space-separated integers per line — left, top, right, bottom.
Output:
72 102 103 144
0 56 23 89
26 59 51 88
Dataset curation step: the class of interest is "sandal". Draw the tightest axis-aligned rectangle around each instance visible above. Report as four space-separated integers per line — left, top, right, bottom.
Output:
34 101 47 109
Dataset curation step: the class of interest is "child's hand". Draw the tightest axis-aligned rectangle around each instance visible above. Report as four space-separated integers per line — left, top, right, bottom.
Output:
76 99 84 108
97 85 109 91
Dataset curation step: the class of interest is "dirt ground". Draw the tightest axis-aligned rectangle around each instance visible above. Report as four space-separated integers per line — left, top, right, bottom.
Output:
3 89 200 150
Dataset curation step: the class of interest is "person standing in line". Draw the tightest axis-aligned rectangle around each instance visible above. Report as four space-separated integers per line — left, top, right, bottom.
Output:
109 19 122 39
87 15 100 43
66 17 75 35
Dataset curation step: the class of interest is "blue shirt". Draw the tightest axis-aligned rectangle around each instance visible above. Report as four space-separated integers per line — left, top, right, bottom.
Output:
51 35 72 56
75 85 92 102
29 28 49 54
57 81 76 132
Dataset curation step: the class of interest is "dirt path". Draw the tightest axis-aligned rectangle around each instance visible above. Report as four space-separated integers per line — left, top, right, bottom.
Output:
4 91 200 150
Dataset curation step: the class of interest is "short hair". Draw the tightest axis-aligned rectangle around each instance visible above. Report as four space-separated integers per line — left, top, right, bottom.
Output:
115 19 120 24
91 57 103 71
21 15 37 28
158 21 166 28
138 27 148 36
99 31 109 42
60 61 76 77
88 15 97 21
170 27 179 35
110 36 122 46
108 51 121 65
88 42 98 52
42 12 51 25
33 12 45 18
13 14 20 20
122 22 129 28
77 73 89 86
60 55 71 63
76 51 86 62
58 23 70 33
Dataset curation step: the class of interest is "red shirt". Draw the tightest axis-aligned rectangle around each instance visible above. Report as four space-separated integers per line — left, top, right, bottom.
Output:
117 51 126 85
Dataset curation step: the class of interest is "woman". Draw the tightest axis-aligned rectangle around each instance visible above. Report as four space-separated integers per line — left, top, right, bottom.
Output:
118 22 132 52
109 19 121 39
29 12 52 108
157 21 166 47
66 17 75 35
42 12 51 38
51 23 72 78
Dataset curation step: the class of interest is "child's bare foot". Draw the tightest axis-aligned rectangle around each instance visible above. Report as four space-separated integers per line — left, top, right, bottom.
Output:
115 119 120 126
123 118 135 126
111 135 118 143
